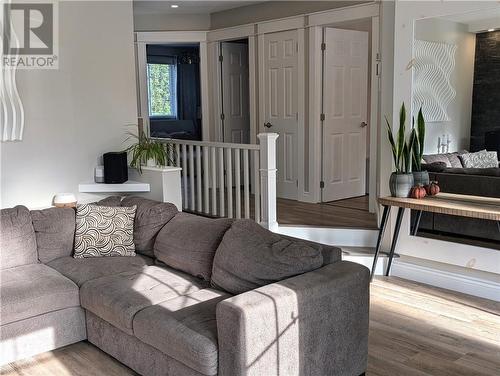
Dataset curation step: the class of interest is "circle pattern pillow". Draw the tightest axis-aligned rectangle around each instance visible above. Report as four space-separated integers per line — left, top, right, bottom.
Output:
74 204 136 258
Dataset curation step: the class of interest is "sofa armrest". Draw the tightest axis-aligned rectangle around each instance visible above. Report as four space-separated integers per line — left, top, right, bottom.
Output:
216 261 369 376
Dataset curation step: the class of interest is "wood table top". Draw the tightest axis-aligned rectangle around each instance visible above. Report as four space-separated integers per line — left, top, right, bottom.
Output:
378 193 500 221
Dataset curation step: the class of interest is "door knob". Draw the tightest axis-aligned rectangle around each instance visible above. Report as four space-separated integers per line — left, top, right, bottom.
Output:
264 122 273 128
361 121 368 128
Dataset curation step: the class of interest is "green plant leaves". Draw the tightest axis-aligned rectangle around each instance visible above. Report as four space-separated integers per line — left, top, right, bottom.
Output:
122 128 175 174
386 102 417 173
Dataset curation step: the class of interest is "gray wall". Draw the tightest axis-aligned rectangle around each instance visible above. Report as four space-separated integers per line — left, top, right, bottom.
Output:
134 13 210 31
414 18 475 154
210 1 369 29
1 1 138 208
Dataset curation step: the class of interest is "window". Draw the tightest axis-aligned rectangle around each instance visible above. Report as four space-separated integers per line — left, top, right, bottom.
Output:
147 63 177 118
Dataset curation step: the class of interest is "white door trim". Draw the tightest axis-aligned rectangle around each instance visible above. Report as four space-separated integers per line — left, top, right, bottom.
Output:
207 24 255 42
369 16 380 214
308 3 379 27
135 31 211 140
296 28 307 202
305 26 323 204
257 15 305 35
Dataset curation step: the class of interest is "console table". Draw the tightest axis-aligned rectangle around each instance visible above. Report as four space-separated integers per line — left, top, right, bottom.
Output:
371 193 500 279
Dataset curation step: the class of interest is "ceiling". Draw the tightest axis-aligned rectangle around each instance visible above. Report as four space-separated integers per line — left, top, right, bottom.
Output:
439 6 500 33
133 1 267 15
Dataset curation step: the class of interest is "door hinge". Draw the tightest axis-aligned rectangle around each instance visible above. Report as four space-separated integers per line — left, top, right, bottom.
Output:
321 43 326 51
219 55 223 62
320 181 325 189
220 113 225 121
320 113 325 121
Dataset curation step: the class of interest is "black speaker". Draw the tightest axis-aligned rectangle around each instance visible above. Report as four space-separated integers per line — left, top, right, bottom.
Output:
103 152 128 184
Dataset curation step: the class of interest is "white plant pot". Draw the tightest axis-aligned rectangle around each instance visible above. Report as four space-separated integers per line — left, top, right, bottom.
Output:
146 158 156 167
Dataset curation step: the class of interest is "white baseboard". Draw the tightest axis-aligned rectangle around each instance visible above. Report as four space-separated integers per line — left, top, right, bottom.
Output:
391 258 500 302
276 225 378 247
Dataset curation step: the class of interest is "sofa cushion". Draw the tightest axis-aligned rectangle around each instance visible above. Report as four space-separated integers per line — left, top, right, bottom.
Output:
47 254 154 287
74 204 136 258
154 213 233 281
121 197 178 257
281 235 341 265
0 206 38 270
422 161 448 173
134 288 230 376
93 195 123 207
80 265 207 335
211 219 324 295
0 264 79 325
31 207 75 263
423 152 465 168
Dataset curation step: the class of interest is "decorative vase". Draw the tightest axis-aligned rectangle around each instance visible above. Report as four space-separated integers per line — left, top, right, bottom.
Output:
412 170 429 187
389 172 414 198
146 158 156 167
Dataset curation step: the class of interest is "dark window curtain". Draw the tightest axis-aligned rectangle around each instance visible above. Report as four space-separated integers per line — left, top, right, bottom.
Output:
177 62 201 139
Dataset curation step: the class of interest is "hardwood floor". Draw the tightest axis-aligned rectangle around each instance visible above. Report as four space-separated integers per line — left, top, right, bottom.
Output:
2 277 498 376
188 194 377 229
277 195 378 229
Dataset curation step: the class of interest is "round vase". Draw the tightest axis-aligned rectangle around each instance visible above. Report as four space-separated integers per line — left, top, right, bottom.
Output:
389 172 414 198
412 170 429 187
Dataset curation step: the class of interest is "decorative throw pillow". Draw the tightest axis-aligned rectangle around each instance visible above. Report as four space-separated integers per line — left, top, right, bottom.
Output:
154 212 233 281
459 150 498 168
74 204 136 258
211 219 324 295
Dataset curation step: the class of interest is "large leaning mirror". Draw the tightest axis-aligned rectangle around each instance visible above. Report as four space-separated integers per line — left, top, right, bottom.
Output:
411 7 500 249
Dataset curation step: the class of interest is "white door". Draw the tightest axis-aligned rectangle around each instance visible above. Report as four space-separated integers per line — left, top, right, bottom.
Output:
221 42 250 144
262 30 299 200
322 28 368 202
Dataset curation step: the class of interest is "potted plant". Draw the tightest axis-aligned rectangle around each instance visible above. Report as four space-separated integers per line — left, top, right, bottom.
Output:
124 129 171 173
411 107 429 186
386 103 415 197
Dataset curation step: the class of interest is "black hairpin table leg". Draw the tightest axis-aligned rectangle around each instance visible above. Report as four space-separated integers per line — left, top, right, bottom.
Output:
385 207 405 277
411 210 423 236
370 205 391 281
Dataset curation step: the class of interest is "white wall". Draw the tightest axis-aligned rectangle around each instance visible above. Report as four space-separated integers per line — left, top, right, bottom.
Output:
382 1 500 297
415 18 475 154
0 1 138 209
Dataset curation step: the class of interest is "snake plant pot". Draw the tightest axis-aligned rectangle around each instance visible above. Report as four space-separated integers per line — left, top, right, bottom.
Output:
389 172 414 197
412 170 429 187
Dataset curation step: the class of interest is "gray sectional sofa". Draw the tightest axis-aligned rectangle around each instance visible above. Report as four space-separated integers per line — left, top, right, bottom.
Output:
0 197 370 376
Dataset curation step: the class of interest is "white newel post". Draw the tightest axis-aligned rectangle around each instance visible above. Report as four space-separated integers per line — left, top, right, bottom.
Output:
257 133 279 231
